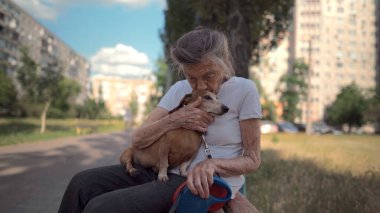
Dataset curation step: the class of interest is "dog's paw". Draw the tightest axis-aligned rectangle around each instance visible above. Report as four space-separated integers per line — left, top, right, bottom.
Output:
128 168 139 176
180 170 189 177
158 174 169 182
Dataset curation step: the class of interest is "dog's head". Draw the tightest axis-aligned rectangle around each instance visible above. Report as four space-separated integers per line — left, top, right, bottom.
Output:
170 90 229 115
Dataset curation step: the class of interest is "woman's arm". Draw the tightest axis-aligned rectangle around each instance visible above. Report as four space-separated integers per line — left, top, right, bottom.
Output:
214 118 261 175
132 97 214 149
186 118 261 198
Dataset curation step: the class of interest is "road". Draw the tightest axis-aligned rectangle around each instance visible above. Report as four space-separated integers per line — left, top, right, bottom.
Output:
0 131 131 213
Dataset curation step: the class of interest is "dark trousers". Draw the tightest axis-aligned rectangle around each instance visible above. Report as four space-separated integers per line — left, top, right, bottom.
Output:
58 164 186 213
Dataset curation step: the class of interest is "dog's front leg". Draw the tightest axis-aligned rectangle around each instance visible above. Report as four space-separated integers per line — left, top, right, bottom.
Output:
158 142 170 182
179 160 192 176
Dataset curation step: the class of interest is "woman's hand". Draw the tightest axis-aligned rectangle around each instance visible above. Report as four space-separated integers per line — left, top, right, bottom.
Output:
186 159 217 199
169 97 214 132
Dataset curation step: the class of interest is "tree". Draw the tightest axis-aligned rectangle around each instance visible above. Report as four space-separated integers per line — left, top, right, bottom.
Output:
16 48 80 132
325 83 368 133
161 0 294 83
0 70 17 116
277 60 308 122
154 56 169 94
252 77 277 121
37 61 64 133
49 79 82 118
364 91 380 121
17 48 38 102
129 91 139 124
364 91 380 133
76 99 109 119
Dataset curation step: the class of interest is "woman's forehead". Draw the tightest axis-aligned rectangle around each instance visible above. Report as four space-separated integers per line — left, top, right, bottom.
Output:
183 60 213 70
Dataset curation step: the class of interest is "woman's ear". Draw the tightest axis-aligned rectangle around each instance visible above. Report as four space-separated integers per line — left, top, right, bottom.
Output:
168 93 192 114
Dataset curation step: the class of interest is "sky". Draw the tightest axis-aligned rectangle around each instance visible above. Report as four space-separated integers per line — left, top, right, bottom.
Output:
13 0 166 77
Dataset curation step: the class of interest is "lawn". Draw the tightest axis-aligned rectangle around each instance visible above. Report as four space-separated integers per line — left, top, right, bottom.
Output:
0 118 125 147
246 133 380 213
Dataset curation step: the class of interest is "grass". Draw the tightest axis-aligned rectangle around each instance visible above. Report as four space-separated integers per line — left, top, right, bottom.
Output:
0 118 125 147
246 133 380 213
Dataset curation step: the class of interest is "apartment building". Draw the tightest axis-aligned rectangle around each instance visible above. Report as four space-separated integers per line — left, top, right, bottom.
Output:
90 74 156 124
252 0 378 123
376 0 380 93
0 0 89 101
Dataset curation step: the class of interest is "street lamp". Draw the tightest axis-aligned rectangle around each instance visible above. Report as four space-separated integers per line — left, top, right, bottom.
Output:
306 38 313 135
301 35 313 135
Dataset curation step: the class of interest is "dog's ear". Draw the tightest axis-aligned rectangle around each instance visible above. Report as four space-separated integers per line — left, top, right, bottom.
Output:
168 93 192 114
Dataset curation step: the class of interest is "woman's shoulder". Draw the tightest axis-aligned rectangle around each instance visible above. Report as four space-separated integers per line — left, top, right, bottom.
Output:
168 80 192 96
226 77 257 89
171 79 190 88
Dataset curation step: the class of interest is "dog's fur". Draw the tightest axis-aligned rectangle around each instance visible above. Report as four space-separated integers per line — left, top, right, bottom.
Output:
119 90 229 181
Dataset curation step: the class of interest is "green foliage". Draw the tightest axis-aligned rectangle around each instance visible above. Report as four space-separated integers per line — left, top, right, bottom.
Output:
129 91 139 118
326 83 368 132
0 70 18 116
162 0 294 82
142 56 170 117
76 99 111 119
154 56 169 93
253 77 278 121
363 89 380 127
37 61 63 102
17 48 39 102
49 79 82 118
277 60 308 122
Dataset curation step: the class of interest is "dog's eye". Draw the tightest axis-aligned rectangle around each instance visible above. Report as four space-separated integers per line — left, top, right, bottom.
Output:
204 95 212 100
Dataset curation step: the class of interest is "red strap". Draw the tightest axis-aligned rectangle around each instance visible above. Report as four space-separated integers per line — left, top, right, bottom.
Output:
172 181 188 204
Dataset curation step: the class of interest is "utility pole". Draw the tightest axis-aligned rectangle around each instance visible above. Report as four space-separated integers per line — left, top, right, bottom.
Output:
305 39 313 135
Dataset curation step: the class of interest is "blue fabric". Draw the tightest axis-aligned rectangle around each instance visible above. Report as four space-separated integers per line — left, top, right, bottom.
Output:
175 176 232 213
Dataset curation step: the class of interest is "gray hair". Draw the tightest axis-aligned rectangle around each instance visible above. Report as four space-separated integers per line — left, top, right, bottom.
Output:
170 28 235 79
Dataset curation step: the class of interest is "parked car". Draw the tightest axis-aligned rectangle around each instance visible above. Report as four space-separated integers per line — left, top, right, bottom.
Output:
277 121 299 133
260 120 279 134
293 123 306 132
312 121 332 134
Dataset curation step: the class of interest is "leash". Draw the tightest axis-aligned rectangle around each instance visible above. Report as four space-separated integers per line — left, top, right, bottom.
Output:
202 132 212 159
202 132 220 178
169 131 224 213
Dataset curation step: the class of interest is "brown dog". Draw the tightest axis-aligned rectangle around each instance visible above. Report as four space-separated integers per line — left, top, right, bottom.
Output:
119 90 229 181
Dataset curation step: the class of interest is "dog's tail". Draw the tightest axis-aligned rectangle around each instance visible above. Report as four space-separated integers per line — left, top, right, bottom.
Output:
120 147 138 176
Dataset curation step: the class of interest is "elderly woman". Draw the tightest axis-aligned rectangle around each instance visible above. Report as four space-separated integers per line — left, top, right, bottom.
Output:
59 28 262 213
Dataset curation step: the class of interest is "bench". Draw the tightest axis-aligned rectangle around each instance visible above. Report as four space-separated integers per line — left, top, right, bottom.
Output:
221 192 260 213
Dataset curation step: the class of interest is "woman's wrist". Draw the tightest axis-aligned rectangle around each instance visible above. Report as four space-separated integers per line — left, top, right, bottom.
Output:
165 112 181 130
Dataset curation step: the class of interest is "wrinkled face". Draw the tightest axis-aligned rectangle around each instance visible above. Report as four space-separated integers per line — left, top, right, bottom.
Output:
192 90 229 115
182 57 227 94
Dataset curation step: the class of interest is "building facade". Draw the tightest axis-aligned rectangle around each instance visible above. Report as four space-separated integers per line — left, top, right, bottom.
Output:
294 0 377 122
252 0 378 123
90 75 156 124
0 0 89 101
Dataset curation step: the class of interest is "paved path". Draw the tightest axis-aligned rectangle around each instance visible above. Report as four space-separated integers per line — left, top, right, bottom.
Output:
0 131 131 213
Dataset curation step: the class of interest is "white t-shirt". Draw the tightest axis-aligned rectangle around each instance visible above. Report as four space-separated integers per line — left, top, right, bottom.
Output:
158 77 262 196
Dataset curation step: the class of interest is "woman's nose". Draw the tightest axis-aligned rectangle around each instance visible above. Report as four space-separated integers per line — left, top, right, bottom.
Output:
196 80 207 90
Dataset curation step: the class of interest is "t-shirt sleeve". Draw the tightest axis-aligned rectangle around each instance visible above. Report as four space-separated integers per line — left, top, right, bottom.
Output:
158 84 178 111
239 80 262 120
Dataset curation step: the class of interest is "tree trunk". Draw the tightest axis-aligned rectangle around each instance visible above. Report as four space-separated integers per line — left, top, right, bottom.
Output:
227 1 251 79
40 100 51 133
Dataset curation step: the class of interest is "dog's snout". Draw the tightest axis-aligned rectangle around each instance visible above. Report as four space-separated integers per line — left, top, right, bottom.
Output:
222 105 229 113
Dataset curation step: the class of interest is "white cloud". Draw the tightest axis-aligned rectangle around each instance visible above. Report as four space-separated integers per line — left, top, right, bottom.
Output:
13 0 165 20
90 44 152 78
13 0 59 20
